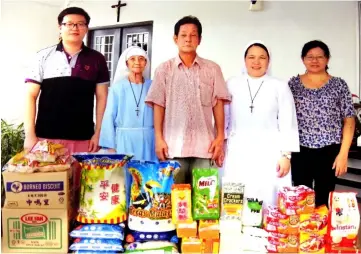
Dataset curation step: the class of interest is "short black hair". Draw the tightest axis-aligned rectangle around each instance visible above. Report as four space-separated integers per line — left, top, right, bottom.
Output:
174 15 202 37
244 43 270 59
57 7 91 25
301 40 330 70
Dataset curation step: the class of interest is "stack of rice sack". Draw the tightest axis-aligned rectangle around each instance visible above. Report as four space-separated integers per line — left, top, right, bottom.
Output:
177 168 220 253
264 185 317 253
69 154 132 253
123 161 179 253
325 191 360 253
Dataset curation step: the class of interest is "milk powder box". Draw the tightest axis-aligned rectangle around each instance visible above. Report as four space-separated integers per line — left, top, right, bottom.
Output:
2 208 69 253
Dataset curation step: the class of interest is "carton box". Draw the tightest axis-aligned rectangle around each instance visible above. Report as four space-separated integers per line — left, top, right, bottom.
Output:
2 170 72 209
2 208 69 253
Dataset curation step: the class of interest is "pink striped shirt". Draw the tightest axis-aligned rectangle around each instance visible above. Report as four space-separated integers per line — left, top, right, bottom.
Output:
145 55 231 158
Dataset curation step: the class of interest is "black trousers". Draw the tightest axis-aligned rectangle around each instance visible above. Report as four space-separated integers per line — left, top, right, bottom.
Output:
291 144 340 207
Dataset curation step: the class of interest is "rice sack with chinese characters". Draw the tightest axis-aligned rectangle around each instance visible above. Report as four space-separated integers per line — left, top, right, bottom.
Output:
125 160 179 243
73 154 132 224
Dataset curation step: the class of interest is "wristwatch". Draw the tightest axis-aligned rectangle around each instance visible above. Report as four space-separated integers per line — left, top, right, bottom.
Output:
282 153 292 160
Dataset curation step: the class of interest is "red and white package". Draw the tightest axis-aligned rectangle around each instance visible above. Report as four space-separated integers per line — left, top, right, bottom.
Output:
327 192 360 248
263 205 299 235
278 185 315 215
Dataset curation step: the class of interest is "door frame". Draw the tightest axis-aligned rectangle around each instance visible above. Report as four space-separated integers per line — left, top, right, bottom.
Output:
86 20 153 80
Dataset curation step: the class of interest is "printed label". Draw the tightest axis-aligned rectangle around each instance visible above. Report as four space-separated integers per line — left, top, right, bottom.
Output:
7 181 64 193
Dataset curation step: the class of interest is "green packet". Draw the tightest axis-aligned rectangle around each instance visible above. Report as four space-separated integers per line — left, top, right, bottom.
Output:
192 168 220 220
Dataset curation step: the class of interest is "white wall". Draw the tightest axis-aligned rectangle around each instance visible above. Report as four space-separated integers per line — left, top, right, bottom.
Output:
0 0 61 123
0 0 359 124
71 0 359 93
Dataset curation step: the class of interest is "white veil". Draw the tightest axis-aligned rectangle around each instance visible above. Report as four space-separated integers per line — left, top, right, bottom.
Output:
112 46 150 85
241 40 272 76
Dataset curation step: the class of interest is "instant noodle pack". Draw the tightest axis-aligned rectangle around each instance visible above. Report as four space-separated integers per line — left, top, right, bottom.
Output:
2 141 361 253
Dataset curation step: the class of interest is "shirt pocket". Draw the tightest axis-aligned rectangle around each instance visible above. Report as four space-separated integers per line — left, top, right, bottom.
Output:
199 82 213 107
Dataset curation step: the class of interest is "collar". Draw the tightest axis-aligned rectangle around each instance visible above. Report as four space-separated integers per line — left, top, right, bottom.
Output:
175 54 204 68
56 40 88 53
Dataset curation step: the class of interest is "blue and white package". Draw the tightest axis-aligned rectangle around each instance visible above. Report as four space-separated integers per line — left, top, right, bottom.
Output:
126 160 179 242
72 251 118 254
70 224 125 240
69 238 124 251
125 229 178 243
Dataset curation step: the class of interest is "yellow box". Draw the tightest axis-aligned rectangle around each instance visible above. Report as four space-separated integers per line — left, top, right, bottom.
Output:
2 170 72 209
2 208 69 253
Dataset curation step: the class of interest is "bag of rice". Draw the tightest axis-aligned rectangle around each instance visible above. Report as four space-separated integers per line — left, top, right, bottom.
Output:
73 154 132 224
126 160 179 242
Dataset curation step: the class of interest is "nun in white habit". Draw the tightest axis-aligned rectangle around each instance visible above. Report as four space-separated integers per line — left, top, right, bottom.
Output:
223 41 300 206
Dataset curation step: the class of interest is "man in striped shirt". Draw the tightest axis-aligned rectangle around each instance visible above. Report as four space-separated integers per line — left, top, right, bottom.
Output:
146 16 231 184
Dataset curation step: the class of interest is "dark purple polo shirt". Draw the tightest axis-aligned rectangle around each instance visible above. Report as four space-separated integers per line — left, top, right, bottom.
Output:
25 42 110 140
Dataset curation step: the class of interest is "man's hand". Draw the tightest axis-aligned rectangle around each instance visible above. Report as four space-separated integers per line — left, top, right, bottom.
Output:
24 133 38 151
277 156 291 178
155 137 169 161
209 136 224 163
89 132 100 152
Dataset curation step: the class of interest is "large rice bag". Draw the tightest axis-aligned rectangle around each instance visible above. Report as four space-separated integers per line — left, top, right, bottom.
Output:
126 160 179 243
192 168 220 220
327 191 360 248
73 154 132 224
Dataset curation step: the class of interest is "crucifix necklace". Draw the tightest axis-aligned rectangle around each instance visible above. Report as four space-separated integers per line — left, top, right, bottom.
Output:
128 78 144 117
247 79 264 113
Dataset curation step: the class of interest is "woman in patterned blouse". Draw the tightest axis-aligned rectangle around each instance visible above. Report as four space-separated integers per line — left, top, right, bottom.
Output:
288 40 356 207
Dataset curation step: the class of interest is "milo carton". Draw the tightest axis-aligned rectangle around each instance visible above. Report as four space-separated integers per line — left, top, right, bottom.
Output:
192 168 220 220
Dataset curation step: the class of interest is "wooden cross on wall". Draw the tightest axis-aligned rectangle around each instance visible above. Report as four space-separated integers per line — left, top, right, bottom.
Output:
111 0 127 22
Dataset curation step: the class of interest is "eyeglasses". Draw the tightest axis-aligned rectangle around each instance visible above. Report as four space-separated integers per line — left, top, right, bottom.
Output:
61 22 88 30
305 55 326 61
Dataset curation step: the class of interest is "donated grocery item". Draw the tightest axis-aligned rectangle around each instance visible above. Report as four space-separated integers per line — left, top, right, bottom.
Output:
198 220 220 239
69 238 124 251
26 140 68 163
126 160 179 242
3 149 72 173
192 168 220 220
73 251 118 254
171 184 192 224
327 192 360 248
263 205 300 235
181 237 202 253
73 154 132 224
242 226 269 238
239 233 268 252
242 197 263 227
176 221 197 238
125 229 178 243
219 233 243 253
299 232 325 253
203 239 220 254
220 178 244 221
125 241 178 253
300 205 328 234
70 224 125 239
266 232 299 253
278 185 315 215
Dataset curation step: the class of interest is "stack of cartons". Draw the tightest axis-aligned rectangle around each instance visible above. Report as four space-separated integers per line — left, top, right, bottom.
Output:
2 169 73 253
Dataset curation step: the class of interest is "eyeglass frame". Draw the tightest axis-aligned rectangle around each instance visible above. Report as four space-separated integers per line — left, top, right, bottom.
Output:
61 22 88 30
304 55 327 62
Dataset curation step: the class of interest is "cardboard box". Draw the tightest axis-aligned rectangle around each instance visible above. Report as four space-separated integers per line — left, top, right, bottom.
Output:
3 170 72 209
2 208 69 253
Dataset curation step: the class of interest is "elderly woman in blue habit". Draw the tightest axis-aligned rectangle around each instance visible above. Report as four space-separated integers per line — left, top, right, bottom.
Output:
99 46 157 162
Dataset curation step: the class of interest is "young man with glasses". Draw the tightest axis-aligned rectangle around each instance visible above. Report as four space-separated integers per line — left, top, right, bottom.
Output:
24 7 109 154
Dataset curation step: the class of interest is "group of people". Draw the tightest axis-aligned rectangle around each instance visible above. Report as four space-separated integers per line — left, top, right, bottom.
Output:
24 7 356 208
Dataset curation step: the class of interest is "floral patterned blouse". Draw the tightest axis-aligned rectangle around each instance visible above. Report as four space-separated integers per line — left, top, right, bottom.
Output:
288 75 355 148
